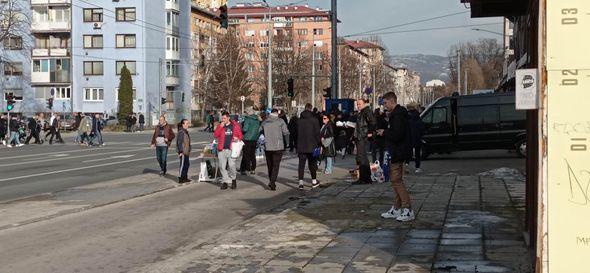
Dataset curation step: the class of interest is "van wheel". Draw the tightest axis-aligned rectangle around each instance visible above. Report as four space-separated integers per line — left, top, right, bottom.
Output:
420 147 430 160
516 139 527 158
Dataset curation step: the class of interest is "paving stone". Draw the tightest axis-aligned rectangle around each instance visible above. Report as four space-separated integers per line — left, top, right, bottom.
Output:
387 262 431 272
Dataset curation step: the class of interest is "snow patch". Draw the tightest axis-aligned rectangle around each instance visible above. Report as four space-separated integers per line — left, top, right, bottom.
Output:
479 168 525 181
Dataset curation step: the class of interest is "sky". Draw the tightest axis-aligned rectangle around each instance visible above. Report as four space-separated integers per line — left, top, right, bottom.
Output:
227 0 504 57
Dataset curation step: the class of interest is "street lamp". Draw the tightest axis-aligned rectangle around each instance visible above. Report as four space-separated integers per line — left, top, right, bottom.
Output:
262 0 273 110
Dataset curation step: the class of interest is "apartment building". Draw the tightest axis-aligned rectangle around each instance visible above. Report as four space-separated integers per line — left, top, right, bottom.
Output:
69 0 192 124
228 3 332 108
190 4 225 117
193 0 227 9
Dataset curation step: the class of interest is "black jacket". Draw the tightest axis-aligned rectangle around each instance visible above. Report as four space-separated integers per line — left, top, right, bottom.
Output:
320 121 336 157
408 109 424 147
385 105 412 163
354 106 376 139
9 119 19 132
288 116 298 137
28 118 37 132
139 114 145 124
297 110 320 154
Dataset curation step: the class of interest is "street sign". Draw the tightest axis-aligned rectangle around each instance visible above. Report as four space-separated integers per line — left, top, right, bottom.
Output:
291 100 296 107
240 96 245 102
515 69 538 110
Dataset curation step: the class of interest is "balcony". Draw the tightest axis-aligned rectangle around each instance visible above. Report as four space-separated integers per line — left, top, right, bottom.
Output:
166 50 180 60
32 48 69 57
32 70 70 84
165 0 180 11
166 76 180 86
31 21 71 32
31 0 71 6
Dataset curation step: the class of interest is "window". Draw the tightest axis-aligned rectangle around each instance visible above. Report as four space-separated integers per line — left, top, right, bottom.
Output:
166 61 179 77
313 40 323 47
116 8 136 21
260 42 269 48
4 90 23 101
245 53 253 60
116 61 137 75
247 66 254 73
500 104 525 122
83 8 103 22
246 42 255 48
166 11 179 28
3 36 22 50
458 105 499 126
84 61 103 75
166 36 179 51
116 34 136 48
35 36 49 49
84 88 104 101
245 30 255 36
53 8 70 23
54 87 71 99
313 28 323 35
4 62 23 76
298 41 308 47
33 59 50 72
83 35 103 49
115 88 137 101
432 108 447 125
296 29 308 35
259 30 268 36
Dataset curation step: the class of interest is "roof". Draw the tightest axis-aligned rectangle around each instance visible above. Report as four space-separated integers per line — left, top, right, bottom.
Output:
227 4 330 19
192 4 221 20
345 40 385 51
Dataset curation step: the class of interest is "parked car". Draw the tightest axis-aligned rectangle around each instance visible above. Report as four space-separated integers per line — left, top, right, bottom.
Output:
60 114 76 131
106 116 119 126
420 92 526 159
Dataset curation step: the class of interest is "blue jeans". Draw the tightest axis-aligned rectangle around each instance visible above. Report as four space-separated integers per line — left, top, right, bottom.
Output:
9 131 20 145
324 157 334 174
156 146 168 173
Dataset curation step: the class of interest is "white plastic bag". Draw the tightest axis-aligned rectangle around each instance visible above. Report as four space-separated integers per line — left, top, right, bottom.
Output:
199 162 209 181
231 140 245 158
370 160 385 183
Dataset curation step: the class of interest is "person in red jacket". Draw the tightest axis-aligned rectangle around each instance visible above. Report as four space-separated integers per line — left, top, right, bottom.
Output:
214 111 244 190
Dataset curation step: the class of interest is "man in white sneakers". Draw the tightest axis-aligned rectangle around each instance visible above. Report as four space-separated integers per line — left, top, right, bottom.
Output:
377 92 415 222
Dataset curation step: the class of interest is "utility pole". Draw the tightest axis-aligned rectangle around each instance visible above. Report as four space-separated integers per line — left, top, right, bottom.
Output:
311 42 316 108
457 49 461 95
330 0 338 99
265 2 273 110
338 46 342 99
372 65 376 109
159 58 163 118
464 69 468 95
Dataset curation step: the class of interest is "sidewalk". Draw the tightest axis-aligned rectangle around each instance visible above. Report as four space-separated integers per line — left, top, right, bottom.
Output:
167 157 531 273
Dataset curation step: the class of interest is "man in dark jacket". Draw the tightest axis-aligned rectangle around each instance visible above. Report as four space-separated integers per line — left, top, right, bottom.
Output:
25 115 40 144
288 113 298 152
240 107 260 175
0 115 6 145
408 105 425 173
353 99 376 185
176 119 192 183
90 113 104 146
378 92 414 222
372 109 388 164
151 115 175 176
297 103 321 189
138 113 145 132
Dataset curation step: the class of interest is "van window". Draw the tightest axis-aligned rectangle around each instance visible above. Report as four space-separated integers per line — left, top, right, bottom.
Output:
500 104 525 121
432 108 447 124
422 111 432 123
458 105 499 126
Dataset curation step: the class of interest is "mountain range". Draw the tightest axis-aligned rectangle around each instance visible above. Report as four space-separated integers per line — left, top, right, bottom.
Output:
389 54 451 85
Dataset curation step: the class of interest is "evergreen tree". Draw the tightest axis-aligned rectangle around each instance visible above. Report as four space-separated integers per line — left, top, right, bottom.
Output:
117 65 134 124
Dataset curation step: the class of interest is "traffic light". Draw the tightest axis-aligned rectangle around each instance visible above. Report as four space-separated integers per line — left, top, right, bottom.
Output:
219 5 228 29
46 97 54 110
287 78 294 97
161 97 167 105
323 87 332 98
6 94 15 111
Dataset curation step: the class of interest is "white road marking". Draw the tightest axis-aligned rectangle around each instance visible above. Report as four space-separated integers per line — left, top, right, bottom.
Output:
0 156 201 182
82 154 135 163
0 148 149 168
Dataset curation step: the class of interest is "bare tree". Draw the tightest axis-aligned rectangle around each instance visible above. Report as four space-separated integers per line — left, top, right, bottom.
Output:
0 0 30 45
447 38 504 94
209 29 253 113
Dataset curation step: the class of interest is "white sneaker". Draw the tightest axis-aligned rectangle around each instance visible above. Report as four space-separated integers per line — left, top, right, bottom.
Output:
381 206 401 219
298 180 305 190
7 144 12 148
415 168 422 174
396 208 415 222
1 140 5 145
311 179 320 188
17 144 24 147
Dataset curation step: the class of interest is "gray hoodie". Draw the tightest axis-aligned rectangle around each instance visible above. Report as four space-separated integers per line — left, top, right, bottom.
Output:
261 114 290 151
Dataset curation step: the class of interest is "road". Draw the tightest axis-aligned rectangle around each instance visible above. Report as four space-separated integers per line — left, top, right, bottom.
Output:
0 129 211 202
0 128 525 273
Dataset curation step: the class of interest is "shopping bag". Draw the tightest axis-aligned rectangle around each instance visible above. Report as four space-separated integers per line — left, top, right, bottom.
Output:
199 162 209 181
231 140 245 158
312 147 322 158
382 151 391 182
370 160 386 183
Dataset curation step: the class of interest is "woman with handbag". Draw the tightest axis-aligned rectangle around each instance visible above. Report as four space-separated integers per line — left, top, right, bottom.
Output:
320 114 337 174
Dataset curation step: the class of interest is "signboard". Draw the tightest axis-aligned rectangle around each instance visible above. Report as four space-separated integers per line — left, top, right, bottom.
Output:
547 0 590 272
240 96 245 102
515 69 538 110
